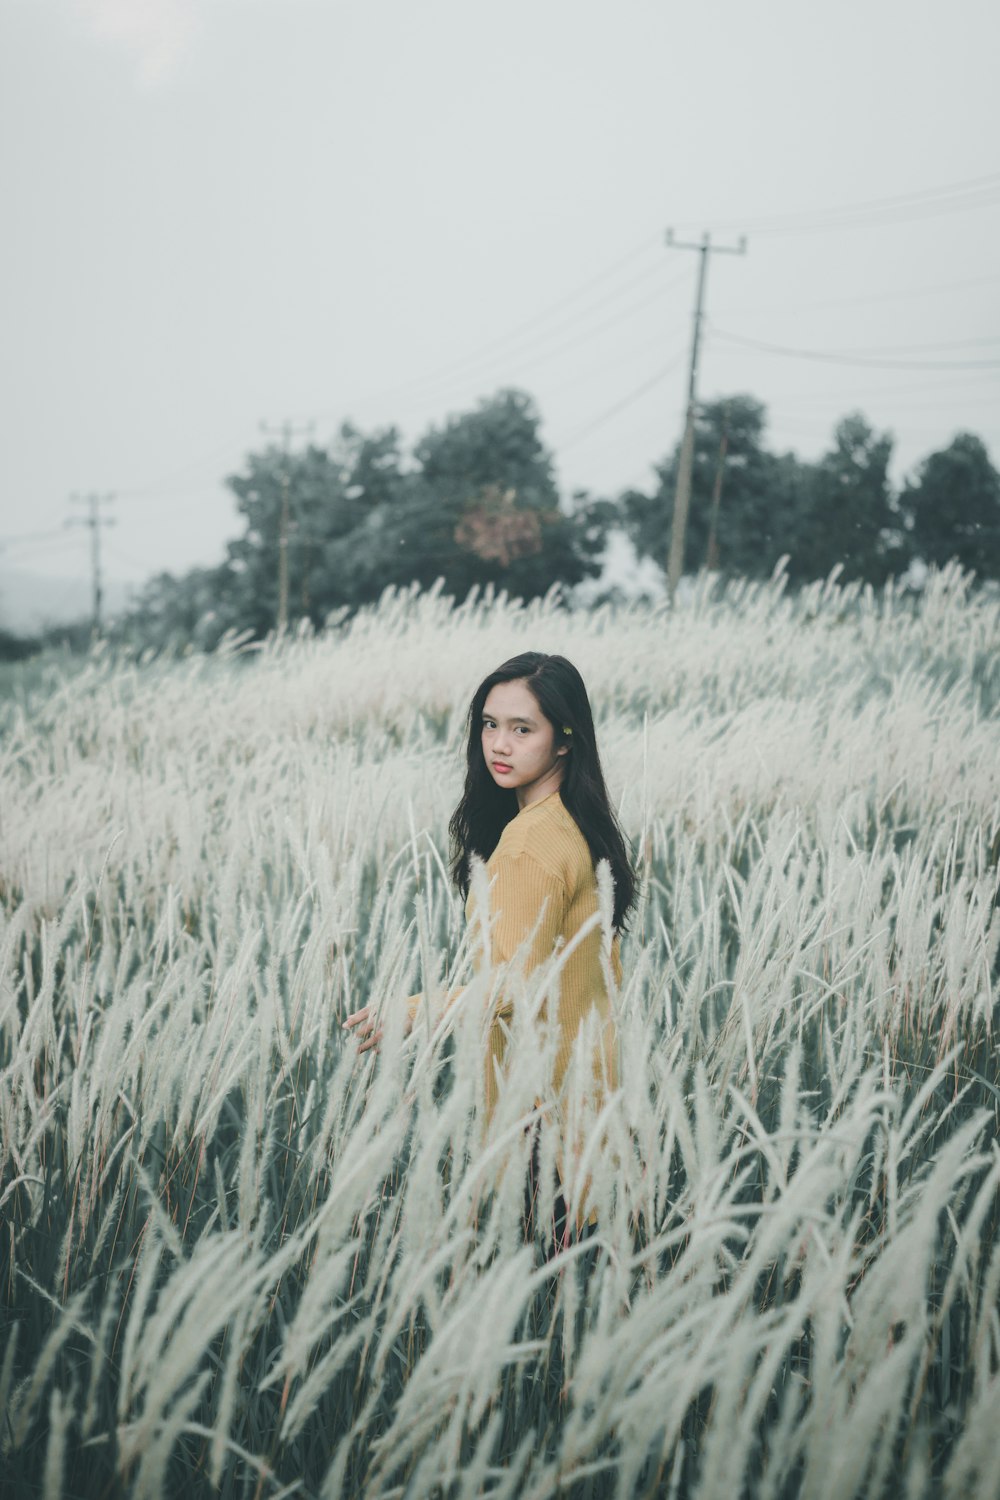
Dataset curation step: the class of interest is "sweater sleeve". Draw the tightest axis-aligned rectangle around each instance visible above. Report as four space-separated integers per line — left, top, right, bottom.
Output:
486 849 567 1003
406 986 465 1027
405 850 566 1029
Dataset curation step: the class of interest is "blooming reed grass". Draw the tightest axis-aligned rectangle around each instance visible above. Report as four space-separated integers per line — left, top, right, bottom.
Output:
1 561 998 1498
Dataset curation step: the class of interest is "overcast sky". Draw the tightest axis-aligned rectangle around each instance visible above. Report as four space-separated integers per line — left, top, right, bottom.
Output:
2 0 998 600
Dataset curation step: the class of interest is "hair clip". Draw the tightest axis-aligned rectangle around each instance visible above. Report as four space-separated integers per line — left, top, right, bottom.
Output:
562 726 573 736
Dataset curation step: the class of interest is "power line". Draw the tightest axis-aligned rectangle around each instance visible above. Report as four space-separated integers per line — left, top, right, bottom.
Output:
17 188 995 555
474 233 663 348
754 184 1000 237
0 526 68 551
788 393 1000 416
13 286 683 537
344 263 693 423
710 326 1000 371
87 297 684 520
553 354 686 454
527 324 686 398
462 280 690 391
673 170 1000 239
104 249 687 509
115 431 251 500
336 235 666 415
411 257 674 385
752 372 1000 406
0 533 88 563
109 485 233 508
103 539 165 576
782 335 1000 354
771 410 1000 437
717 270 1000 319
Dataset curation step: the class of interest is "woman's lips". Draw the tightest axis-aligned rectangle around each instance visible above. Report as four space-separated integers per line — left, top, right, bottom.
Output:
492 762 512 774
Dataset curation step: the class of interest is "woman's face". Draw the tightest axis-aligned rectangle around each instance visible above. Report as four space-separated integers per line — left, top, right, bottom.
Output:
481 678 568 808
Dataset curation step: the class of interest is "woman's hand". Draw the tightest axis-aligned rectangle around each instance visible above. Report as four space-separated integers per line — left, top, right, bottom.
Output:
343 1005 383 1054
343 1002 418 1054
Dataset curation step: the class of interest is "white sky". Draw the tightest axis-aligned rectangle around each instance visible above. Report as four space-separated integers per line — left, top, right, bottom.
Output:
1 0 998 591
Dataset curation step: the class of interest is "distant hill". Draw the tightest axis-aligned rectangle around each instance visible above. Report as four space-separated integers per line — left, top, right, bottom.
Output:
0 566 135 637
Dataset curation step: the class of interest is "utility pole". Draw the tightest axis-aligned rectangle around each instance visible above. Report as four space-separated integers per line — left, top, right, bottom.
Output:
66 492 115 636
259 419 314 634
665 229 746 595
705 400 731 572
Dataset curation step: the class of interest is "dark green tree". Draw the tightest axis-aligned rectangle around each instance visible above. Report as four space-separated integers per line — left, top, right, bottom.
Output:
123 395 613 651
901 432 1000 580
789 412 903 586
224 440 354 633
220 422 419 626
694 397 816 579
334 388 608 602
622 395 814 582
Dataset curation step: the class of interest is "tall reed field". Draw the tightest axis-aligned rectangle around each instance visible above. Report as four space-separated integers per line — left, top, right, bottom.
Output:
1 562 999 1499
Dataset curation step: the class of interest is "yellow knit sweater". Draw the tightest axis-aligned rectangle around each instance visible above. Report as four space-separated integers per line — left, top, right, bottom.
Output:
411 789 622 1223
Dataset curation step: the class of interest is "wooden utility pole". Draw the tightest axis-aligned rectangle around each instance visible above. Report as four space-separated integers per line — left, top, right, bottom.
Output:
259 419 314 633
705 400 731 571
665 230 746 595
66 492 115 636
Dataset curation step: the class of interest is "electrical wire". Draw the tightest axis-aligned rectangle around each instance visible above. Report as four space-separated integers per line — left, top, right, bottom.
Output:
319 234 667 417
761 184 1000 236
758 384 1000 414
396 258 676 388
783 336 1000 354
467 234 663 348
553 353 687 454
98 324 691 518
111 241 684 502
747 372 1000 407
339 263 693 421
717 271 1000 320
672 170 1000 238
0 533 85 560
448 290 688 394
0 526 68 550
103 540 165 576
44 182 1000 517
709 326 1000 371
470 325 684 406
770 413 1000 445
117 435 251 500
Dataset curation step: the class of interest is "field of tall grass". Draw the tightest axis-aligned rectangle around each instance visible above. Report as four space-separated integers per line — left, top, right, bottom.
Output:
1 562 999 1499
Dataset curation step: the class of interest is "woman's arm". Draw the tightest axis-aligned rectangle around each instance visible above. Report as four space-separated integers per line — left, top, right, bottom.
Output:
483 850 567 1010
344 987 466 1053
345 849 566 1051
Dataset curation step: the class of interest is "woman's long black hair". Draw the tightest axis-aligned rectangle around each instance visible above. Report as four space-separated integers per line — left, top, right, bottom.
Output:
449 652 636 932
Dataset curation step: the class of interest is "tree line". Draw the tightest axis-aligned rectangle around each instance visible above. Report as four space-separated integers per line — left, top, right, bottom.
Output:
38 388 1000 653
626 396 1000 593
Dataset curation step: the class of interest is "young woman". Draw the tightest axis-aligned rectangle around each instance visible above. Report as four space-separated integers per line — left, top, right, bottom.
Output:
346 651 635 1249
